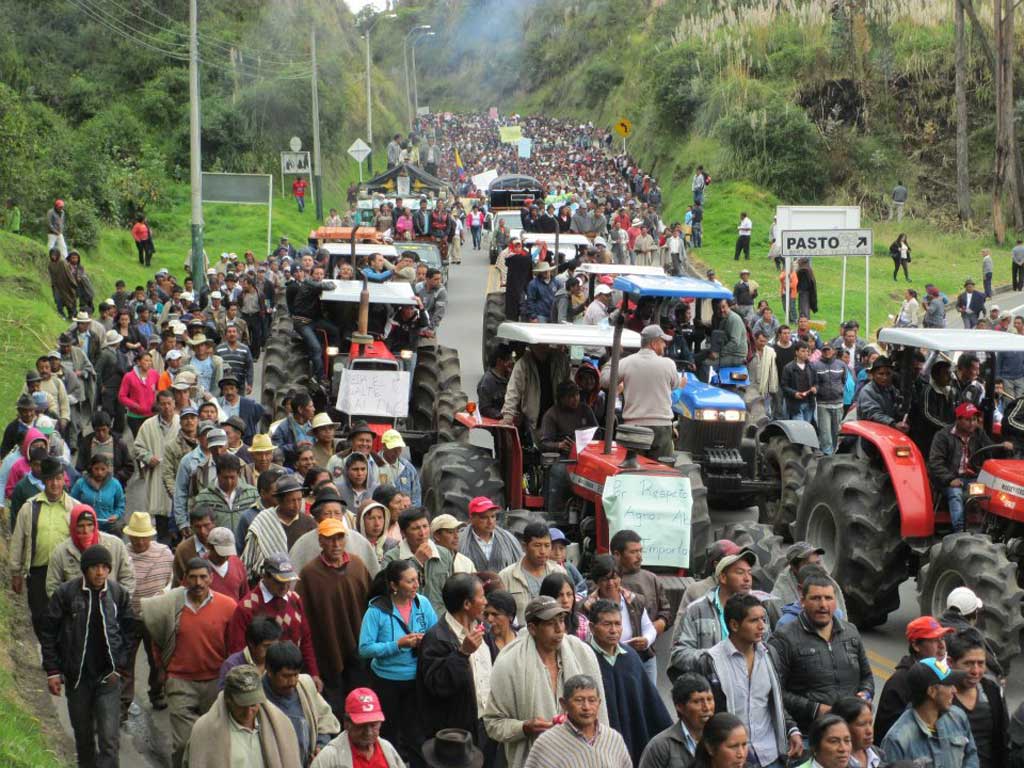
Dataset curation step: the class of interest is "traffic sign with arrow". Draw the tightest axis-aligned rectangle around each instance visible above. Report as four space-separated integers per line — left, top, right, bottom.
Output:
614 118 632 138
779 229 873 257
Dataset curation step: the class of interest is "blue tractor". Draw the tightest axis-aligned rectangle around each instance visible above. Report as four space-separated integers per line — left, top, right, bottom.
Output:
613 275 819 535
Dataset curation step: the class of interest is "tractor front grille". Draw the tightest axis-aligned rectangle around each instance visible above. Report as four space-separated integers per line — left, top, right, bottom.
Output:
678 417 744 456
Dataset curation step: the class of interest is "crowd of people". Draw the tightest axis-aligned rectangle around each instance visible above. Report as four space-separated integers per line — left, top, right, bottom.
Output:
12 108 1024 768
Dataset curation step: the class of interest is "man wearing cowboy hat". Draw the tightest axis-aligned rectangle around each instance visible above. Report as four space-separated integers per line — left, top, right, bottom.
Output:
423 729 485 768
312 688 404 768
309 412 340 469
523 261 557 323
956 277 986 329
185 334 225 397
123 511 174 713
218 371 265 443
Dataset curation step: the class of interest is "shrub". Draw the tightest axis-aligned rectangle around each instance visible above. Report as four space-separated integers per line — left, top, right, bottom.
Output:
645 43 704 130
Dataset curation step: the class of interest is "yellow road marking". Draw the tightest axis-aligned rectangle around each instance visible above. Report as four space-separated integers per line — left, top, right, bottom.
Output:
867 650 897 671
871 665 892 682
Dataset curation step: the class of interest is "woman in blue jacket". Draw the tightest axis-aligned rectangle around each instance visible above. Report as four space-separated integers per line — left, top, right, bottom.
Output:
358 558 437 763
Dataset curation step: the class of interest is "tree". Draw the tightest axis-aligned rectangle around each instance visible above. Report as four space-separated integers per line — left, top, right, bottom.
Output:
991 0 1022 243
955 0 972 223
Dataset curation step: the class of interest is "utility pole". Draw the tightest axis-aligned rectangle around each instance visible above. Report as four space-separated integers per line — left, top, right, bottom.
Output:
411 42 419 117
403 38 412 131
189 0 205 291
310 24 323 221
365 30 374 175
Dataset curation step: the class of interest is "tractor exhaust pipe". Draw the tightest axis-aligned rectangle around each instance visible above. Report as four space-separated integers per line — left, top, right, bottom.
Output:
351 273 373 351
603 302 625 454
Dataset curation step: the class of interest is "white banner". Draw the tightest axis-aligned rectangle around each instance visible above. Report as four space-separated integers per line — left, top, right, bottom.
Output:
601 474 693 568
280 151 311 175
336 370 410 418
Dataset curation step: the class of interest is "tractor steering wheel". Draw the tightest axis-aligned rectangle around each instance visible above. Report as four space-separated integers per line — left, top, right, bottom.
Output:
968 442 1012 472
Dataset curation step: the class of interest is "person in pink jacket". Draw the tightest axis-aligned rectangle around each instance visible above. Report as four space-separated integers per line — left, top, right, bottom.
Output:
118 349 158 438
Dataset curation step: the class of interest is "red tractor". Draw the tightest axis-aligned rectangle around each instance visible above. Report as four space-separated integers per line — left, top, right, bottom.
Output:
420 320 788 601
792 327 1024 668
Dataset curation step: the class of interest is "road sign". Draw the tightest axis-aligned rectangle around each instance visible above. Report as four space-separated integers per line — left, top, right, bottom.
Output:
779 229 873 258
289 136 302 152
348 138 371 163
614 118 632 138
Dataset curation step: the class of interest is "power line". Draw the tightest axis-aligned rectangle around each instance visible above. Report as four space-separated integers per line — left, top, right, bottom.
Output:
66 0 188 59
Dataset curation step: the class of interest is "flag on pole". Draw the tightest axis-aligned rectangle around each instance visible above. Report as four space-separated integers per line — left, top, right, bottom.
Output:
454 148 466 179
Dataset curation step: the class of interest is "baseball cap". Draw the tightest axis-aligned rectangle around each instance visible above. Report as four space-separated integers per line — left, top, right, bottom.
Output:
263 552 299 582
714 548 758 580
907 657 968 697
429 514 463 534
955 402 980 419
947 586 983 615
274 474 305 496
224 665 265 707
524 595 568 623
165 349 184 362
786 541 825 565
905 616 954 642
548 527 568 545
594 284 613 297
345 688 385 724
468 496 500 516
641 324 672 344
381 429 406 450
198 419 217 435
205 428 228 448
318 518 347 537
207 527 237 558
180 406 199 418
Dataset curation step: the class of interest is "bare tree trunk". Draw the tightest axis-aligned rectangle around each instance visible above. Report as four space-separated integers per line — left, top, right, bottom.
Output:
1006 1 1024 230
956 0 973 223
993 0 1009 243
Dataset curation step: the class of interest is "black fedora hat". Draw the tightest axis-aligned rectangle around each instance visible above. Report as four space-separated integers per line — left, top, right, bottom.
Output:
422 729 483 768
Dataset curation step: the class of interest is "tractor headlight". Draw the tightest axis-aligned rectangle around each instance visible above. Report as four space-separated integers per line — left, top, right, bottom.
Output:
400 349 414 360
968 482 986 497
326 346 340 358
694 409 745 422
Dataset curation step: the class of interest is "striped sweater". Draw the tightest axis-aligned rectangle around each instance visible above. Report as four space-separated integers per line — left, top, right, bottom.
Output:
523 722 631 768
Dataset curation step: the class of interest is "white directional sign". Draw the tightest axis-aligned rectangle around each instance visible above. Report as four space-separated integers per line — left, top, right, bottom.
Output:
347 138 371 163
780 229 873 258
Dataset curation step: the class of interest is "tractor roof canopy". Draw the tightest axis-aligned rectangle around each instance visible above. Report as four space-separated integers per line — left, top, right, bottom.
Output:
612 274 734 300
576 263 666 277
879 328 1024 352
521 233 593 248
496 321 642 348
320 280 417 306
320 243 400 259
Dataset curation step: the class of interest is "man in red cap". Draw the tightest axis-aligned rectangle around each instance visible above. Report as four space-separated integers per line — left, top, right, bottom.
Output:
311 688 405 768
873 615 954 743
927 401 1012 532
458 496 524 572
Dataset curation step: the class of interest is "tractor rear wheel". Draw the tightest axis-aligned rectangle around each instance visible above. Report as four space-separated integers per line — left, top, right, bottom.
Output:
720 521 788 592
794 453 908 629
674 452 712 578
421 442 504 521
917 533 1024 671
758 435 816 540
410 345 467 437
482 292 506 371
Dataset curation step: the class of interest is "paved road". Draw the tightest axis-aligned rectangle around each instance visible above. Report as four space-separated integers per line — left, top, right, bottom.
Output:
55 241 1024 765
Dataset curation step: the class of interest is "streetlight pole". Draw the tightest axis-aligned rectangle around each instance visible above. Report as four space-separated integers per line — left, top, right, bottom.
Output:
188 0 204 290
404 25 431 130
310 24 323 221
411 31 435 119
363 12 396 176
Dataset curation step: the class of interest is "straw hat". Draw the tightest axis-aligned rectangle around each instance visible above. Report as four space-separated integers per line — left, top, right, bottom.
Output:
124 511 157 538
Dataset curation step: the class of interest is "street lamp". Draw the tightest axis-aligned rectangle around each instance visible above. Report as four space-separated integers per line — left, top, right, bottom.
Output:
363 10 397 174
411 31 435 120
404 25 431 129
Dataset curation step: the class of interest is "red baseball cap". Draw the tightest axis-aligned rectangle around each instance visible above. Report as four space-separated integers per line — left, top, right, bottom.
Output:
344 687 385 724
955 402 980 419
905 616 954 642
468 496 500 516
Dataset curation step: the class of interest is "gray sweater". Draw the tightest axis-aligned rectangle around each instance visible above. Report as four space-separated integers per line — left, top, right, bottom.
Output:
601 348 680 427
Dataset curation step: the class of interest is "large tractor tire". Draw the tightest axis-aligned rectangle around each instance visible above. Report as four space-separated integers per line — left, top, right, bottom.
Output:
421 442 504 521
502 508 549 537
720 521 788 593
758 435 817 539
436 389 469 443
409 344 465 434
917 533 1024 670
794 453 908 629
482 292 506 371
673 452 712 578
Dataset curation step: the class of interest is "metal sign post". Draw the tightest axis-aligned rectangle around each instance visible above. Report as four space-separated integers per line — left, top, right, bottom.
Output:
780 228 873 328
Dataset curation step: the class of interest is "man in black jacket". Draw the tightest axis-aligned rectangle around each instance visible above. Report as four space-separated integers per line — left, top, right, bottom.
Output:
40 544 135 767
928 401 1011 532
477 345 514 420
416 573 497 750
767 573 873 734
873 615 954 745
290 267 336 379
780 341 816 422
